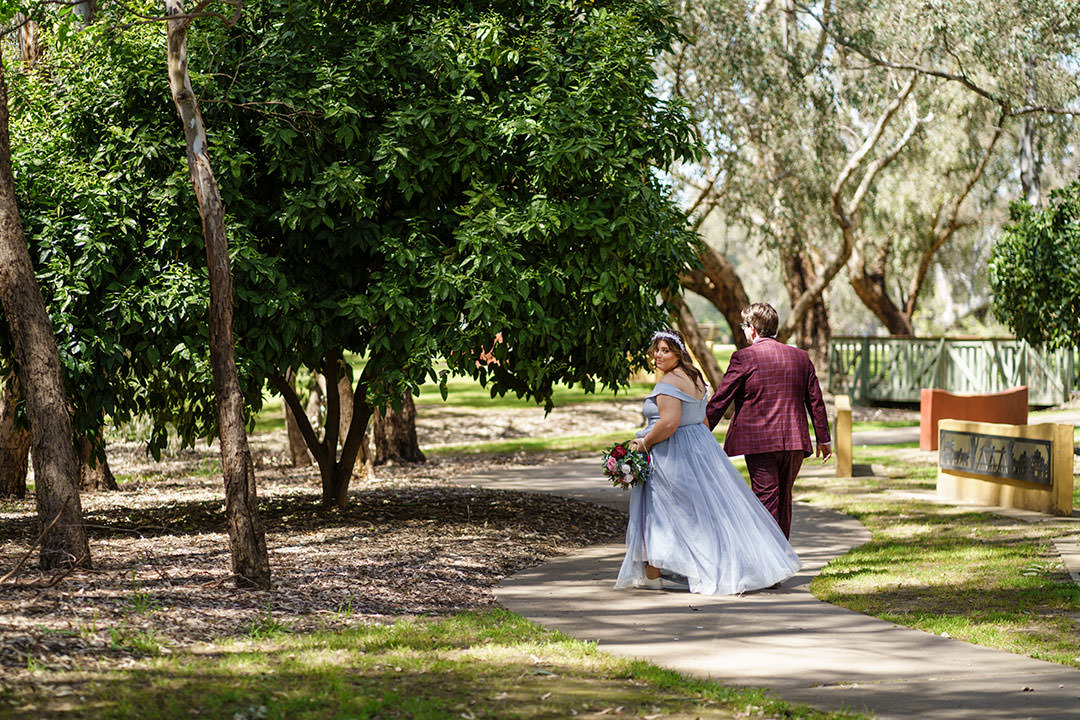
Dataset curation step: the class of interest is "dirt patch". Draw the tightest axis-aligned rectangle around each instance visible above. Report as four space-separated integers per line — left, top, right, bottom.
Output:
416 399 645 446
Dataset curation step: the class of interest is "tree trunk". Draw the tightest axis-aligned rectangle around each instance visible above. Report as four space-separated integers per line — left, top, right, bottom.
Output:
336 362 354 450
848 242 915 337
334 362 374 478
373 392 425 465
0 59 90 570
780 248 832 371
0 374 29 498
282 368 311 466
271 350 375 508
679 244 751 348
849 114 1005 336
16 15 40 69
665 290 724 388
73 1 97 23
77 435 118 491
1019 62 1042 208
165 2 269 589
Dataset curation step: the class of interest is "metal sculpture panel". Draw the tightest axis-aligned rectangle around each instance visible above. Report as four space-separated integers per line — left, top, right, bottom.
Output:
939 429 1052 486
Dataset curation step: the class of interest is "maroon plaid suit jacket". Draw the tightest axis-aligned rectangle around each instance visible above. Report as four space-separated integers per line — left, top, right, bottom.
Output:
706 338 831 457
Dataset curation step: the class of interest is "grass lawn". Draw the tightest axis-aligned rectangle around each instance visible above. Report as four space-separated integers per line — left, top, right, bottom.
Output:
11 611 861 720
800 444 1080 668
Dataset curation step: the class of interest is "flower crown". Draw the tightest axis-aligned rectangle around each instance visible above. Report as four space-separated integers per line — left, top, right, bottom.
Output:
651 329 687 354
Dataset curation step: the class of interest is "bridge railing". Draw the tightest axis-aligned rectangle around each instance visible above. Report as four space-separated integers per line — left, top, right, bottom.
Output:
827 337 1078 406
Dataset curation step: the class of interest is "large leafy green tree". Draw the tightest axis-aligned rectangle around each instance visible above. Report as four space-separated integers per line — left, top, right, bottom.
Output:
9 0 699 508
989 181 1080 350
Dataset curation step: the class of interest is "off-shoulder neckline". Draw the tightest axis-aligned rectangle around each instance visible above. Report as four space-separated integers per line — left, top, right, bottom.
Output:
650 381 709 402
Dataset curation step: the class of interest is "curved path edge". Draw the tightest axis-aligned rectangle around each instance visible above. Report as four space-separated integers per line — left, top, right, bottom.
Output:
451 459 1080 720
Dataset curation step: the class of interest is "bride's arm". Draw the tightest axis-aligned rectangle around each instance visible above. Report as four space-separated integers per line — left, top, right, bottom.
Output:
630 395 681 453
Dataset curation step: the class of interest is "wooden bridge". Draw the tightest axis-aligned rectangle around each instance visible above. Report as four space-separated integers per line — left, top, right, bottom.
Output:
827 337 1080 406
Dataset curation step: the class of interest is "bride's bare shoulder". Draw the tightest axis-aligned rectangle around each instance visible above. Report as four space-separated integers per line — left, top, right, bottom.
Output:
660 371 700 396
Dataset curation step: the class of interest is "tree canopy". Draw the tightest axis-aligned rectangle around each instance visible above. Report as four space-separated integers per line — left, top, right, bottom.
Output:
5 0 700 470
203 0 699 408
989 181 1080 350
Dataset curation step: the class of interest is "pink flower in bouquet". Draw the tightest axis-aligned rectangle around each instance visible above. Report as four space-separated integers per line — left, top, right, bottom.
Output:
606 456 618 472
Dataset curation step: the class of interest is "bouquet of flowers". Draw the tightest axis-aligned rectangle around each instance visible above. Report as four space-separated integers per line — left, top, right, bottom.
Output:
601 441 650 488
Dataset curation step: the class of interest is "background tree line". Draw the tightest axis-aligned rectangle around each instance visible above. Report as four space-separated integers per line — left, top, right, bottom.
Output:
664 0 1080 384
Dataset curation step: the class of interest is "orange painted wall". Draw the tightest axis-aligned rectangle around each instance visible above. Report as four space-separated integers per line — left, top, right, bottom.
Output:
920 386 1029 451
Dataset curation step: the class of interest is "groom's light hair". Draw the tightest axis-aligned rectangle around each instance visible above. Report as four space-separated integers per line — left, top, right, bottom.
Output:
742 303 779 338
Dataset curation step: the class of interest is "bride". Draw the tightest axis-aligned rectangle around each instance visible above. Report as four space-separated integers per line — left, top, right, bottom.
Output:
615 329 801 594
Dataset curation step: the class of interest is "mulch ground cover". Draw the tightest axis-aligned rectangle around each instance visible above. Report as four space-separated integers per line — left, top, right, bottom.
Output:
0 443 623 695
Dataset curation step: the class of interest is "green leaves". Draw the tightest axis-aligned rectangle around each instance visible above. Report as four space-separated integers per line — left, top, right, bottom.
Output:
989 181 1080 350
5 0 698 453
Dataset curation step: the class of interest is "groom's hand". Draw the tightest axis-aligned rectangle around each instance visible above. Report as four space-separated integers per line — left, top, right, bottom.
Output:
816 443 832 464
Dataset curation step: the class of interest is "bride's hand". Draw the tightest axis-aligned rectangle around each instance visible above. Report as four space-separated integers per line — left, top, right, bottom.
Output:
630 438 647 453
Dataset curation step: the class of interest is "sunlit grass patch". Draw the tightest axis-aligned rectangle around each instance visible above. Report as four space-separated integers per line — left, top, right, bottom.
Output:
7 611 864 720
804 446 1080 668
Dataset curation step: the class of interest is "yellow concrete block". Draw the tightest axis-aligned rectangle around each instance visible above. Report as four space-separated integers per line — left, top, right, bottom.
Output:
936 419 1073 516
835 394 852 478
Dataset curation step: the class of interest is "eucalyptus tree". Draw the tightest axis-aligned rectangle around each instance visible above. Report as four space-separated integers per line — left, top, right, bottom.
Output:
989 181 1080 350
797 0 1080 336
664 0 1080 356
667 0 925 366
162 0 270 588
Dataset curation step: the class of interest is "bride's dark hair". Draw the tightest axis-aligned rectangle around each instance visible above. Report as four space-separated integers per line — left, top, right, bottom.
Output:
649 329 706 392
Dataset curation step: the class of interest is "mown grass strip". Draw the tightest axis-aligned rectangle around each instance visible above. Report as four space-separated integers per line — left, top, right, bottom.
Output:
8 610 864 720
802 445 1080 668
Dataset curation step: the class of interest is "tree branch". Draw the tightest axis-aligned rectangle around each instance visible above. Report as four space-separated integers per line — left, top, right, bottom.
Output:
269 371 329 468
904 108 1007 316
792 1 1080 117
833 71 919 225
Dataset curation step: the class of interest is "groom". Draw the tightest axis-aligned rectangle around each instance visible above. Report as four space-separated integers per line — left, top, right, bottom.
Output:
706 303 831 538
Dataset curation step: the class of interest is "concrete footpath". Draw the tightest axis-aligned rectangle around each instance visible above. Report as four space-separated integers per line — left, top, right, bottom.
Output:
452 452 1080 720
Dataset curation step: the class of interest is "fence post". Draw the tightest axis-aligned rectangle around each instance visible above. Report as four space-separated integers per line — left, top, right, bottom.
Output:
857 336 871 405
931 337 946 389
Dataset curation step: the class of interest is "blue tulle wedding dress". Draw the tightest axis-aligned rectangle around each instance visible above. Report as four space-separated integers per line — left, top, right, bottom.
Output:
615 382 801 594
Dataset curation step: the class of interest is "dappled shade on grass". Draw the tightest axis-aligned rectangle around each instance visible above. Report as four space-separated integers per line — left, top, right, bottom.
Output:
6 611 862 720
803 447 1080 668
